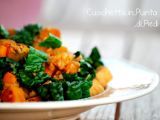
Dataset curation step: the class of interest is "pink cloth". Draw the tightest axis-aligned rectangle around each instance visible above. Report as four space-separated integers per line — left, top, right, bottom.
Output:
0 0 41 28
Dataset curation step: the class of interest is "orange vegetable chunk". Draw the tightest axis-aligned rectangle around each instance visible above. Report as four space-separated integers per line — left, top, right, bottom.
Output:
1 86 26 102
0 45 7 57
3 72 17 87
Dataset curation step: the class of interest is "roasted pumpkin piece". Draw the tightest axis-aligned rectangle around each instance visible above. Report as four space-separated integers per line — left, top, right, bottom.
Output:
39 28 61 40
96 66 112 87
0 39 16 47
7 43 29 61
1 86 26 102
64 61 80 74
0 45 7 58
0 39 29 61
3 72 18 87
90 79 104 96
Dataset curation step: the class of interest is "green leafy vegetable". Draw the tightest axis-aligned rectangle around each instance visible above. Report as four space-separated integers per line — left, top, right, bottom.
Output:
49 82 64 101
66 81 82 100
24 47 48 73
89 47 101 62
39 34 62 48
88 47 103 69
23 24 42 36
18 47 49 88
81 80 92 98
12 30 33 45
37 85 50 101
62 72 94 100
25 47 48 64
0 25 9 39
12 24 42 46
18 70 49 88
37 81 64 101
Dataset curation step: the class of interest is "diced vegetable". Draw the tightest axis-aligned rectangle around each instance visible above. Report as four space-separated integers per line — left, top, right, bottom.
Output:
39 28 61 40
90 79 104 96
0 45 7 58
39 34 62 49
96 66 112 87
7 42 29 61
0 58 21 90
3 72 17 87
1 86 25 102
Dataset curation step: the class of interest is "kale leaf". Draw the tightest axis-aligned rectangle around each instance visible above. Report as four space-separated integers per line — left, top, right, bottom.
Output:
12 30 33 46
88 47 103 69
37 85 50 101
36 81 64 101
18 47 49 88
62 72 94 100
25 46 48 64
49 82 64 101
0 25 9 39
39 34 62 49
12 24 42 46
66 81 82 100
23 24 42 36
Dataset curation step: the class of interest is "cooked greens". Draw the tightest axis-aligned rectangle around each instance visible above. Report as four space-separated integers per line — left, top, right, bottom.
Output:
39 34 62 48
12 24 42 46
17 47 49 88
87 47 104 69
0 58 21 90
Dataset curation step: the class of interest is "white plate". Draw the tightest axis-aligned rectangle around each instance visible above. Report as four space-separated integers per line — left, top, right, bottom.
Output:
0 59 159 120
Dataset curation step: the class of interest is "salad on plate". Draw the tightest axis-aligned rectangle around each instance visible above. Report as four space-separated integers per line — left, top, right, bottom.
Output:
0 24 112 102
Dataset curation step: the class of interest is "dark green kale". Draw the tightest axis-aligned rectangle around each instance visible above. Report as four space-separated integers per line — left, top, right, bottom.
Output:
88 47 104 69
37 85 50 101
62 72 94 100
17 47 49 88
0 25 9 39
12 24 42 46
49 82 64 101
81 80 92 98
66 81 82 100
79 60 94 77
36 81 64 101
18 70 50 89
23 24 42 36
89 47 101 61
39 34 62 49
63 73 83 82
25 46 48 64
12 30 33 46
74 51 81 58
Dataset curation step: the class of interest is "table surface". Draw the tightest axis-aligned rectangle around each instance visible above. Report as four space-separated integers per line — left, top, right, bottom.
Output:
61 29 160 120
